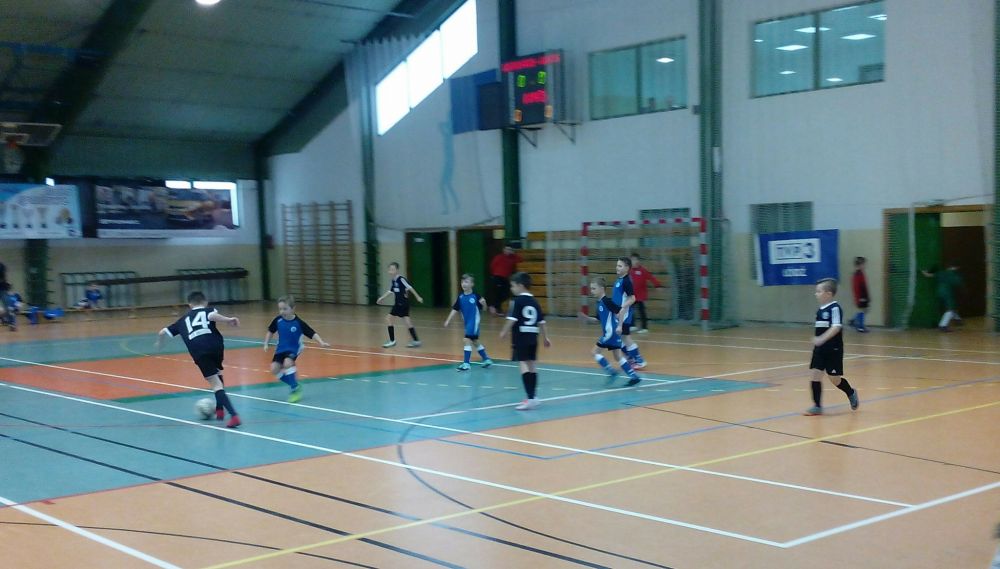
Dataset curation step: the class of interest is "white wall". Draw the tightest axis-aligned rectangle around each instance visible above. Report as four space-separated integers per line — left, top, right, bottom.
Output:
518 0 701 231
723 0 994 233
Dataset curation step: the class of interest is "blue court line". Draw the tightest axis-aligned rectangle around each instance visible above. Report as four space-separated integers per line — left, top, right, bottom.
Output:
429 373 1000 461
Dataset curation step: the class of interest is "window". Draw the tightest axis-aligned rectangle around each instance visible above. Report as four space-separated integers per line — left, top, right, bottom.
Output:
590 37 687 120
375 0 478 135
749 202 813 277
640 207 691 221
752 1 884 97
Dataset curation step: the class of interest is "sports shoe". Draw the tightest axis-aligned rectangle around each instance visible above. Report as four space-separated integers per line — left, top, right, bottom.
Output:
632 359 647 369
382 340 397 348
482 359 493 368
515 398 540 410
456 362 471 371
636 328 649 334
215 408 224 421
849 391 859 410
625 376 641 387
288 386 303 403
803 406 823 416
407 340 422 348
226 415 242 428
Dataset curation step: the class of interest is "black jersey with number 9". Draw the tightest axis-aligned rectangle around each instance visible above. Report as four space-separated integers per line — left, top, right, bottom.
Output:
507 293 545 346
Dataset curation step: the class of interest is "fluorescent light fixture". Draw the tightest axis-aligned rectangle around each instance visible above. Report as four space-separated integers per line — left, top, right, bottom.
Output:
165 180 192 189
44 178 54 186
656 57 674 63
832 5 858 11
776 44 809 51
826 77 844 82
842 33 876 40
794 26 830 33
869 14 887 21
193 181 237 191
779 70 797 75
196 0 221 6
754 39 763 43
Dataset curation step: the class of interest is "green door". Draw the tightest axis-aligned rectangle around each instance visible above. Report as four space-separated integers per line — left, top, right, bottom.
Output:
406 232 435 308
458 229 489 296
887 213 941 328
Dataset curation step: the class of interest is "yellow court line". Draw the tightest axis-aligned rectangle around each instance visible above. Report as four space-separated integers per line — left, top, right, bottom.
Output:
200 400 1000 569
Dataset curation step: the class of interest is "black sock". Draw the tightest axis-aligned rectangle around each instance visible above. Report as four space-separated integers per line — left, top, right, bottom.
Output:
811 381 822 407
409 327 419 341
835 377 855 397
215 375 225 410
523 372 538 399
388 326 395 342
214 389 237 416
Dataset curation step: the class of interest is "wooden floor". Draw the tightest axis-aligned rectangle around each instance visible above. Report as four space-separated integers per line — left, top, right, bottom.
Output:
0 302 998 569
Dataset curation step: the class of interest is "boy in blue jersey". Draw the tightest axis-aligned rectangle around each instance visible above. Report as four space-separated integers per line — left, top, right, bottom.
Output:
263 295 330 403
443 274 493 371
612 257 647 368
580 277 641 386
75 283 103 309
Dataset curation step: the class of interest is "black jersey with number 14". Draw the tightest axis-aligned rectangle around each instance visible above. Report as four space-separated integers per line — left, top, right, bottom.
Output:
165 307 224 354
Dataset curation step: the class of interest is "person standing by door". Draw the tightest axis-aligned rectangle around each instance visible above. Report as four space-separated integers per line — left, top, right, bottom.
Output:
489 244 522 315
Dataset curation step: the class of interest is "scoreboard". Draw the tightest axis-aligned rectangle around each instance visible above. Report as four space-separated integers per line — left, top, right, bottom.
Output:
501 50 563 127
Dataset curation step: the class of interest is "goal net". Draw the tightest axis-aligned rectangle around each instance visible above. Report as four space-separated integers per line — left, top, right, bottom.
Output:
533 219 708 327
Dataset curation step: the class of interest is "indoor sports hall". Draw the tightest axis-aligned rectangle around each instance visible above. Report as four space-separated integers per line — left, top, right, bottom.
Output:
0 1 997 568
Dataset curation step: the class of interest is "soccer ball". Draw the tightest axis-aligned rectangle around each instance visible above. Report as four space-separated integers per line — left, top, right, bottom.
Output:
195 397 216 419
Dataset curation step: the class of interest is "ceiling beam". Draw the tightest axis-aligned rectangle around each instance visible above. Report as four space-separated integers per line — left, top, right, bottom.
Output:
30 0 156 137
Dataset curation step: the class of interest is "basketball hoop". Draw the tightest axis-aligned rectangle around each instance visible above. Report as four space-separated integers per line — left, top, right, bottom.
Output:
2 136 25 175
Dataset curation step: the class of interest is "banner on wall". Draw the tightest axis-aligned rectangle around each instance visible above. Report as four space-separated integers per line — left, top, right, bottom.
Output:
756 229 839 286
0 183 82 239
95 182 239 238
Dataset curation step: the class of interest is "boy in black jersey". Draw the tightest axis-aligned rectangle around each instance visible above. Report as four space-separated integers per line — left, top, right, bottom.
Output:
806 278 859 416
499 272 551 410
376 262 424 348
156 291 242 428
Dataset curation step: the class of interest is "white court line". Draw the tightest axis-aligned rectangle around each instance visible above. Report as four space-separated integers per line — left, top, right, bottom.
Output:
0 494 181 569
0 381 783 548
0 353 905 508
782 481 1000 548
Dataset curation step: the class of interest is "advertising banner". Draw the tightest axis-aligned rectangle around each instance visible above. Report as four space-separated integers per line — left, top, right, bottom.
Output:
756 230 839 286
96 182 239 238
0 183 82 239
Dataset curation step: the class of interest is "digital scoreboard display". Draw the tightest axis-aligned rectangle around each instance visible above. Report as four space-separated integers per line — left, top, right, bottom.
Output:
501 50 563 127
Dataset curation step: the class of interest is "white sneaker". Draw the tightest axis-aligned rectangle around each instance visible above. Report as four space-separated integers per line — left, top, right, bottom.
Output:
636 328 649 334
515 398 540 410
456 362 471 371
382 340 396 348
407 340 422 348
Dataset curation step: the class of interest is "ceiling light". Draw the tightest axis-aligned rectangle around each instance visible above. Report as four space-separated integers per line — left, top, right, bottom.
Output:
776 44 809 51
826 77 844 82
656 57 674 63
45 178 54 186
842 33 876 40
869 14 887 21
779 70 796 75
166 180 192 189
754 39 763 43
832 5 858 11
196 0 221 6
794 26 830 33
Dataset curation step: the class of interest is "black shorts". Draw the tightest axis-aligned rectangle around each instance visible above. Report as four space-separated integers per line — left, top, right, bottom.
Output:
273 351 299 364
192 350 224 379
464 334 480 342
390 304 410 318
810 346 844 376
620 323 632 336
511 342 538 362
596 340 623 351
857 300 870 309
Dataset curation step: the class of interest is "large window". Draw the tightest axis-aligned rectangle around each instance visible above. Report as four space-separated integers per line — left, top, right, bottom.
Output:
590 37 687 120
376 0 477 135
753 1 884 97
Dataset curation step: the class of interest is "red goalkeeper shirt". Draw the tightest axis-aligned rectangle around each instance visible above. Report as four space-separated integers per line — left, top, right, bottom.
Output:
630 267 662 302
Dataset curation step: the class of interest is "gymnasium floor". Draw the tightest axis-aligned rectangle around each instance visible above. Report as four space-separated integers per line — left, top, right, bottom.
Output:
0 303 998 569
